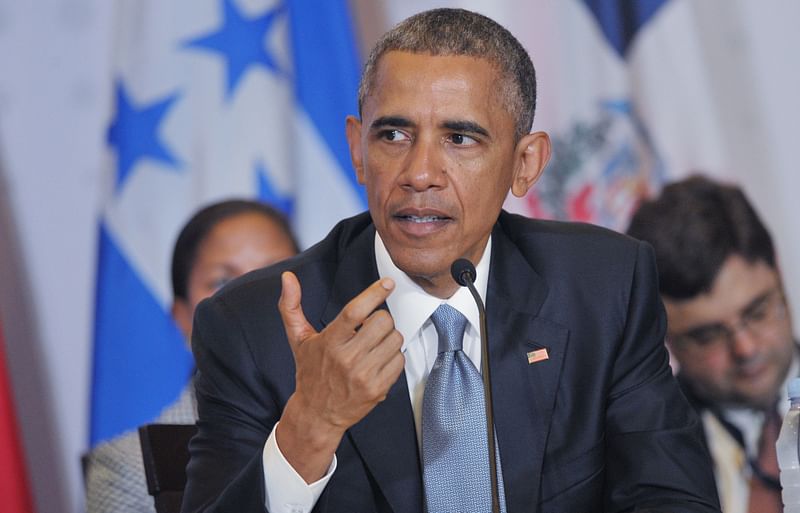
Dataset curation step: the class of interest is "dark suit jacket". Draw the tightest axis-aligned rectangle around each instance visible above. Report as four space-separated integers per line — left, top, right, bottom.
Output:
182 211 721 513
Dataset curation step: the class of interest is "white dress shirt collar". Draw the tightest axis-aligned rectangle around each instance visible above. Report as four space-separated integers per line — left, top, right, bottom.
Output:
374 233 491 350
723 350 799 457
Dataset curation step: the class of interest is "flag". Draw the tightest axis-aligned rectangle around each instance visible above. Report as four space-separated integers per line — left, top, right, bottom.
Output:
492 0 672 230
91 0 365 445
526 348 549 365
497 0 759 230
0 319 35 513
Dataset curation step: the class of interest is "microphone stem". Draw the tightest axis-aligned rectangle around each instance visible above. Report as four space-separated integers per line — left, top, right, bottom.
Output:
464 279 500 513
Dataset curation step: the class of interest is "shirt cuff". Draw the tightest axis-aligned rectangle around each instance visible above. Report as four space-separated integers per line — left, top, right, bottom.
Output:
262 421 337 513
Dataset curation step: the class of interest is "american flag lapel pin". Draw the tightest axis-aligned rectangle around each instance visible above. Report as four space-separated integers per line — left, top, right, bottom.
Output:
527 347 549 364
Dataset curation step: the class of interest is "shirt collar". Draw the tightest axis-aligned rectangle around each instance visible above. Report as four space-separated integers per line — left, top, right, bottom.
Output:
374 233 491 351
721 349 800 455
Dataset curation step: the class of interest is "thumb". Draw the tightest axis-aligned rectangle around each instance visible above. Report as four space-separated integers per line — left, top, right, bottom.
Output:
278 271 316 349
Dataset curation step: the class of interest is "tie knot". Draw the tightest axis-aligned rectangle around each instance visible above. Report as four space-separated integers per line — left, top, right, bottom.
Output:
430 304 468 353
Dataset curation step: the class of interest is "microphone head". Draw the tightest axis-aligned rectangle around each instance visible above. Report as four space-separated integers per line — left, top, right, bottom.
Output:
451 258 476 287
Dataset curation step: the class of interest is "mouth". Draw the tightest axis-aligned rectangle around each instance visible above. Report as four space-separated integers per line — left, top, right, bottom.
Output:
391 209 453 236
736 357 769 380
397 214 449 223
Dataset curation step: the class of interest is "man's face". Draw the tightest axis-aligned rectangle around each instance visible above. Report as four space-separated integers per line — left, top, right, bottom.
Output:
172 212 297 338
346 51 549 298
665 255 794 410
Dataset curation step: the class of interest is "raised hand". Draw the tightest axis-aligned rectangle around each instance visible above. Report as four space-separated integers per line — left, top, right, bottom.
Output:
275 271 405 482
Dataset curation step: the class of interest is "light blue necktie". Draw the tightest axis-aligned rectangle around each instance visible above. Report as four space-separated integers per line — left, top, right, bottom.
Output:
422 304 506 513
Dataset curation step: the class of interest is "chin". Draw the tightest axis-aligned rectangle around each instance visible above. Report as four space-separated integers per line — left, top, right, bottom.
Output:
730 384 779 410
388 244 446 271
397 260 447 283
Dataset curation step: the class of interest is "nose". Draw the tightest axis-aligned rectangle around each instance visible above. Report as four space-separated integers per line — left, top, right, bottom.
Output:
400 136 447 192
729 326 760 360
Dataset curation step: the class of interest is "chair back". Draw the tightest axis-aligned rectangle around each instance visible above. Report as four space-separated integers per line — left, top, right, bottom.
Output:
138 423 197 513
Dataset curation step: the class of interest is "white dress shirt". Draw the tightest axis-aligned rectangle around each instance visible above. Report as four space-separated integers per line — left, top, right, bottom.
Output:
705 355 798 513
260 233 492 512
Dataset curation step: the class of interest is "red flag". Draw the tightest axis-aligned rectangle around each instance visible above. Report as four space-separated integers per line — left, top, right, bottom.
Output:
0 319 35 513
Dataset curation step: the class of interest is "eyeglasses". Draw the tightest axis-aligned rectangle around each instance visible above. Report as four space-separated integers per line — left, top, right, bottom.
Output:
669 288 787 351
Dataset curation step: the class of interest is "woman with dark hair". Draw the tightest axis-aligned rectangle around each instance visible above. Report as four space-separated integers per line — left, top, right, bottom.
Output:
85 199 298 513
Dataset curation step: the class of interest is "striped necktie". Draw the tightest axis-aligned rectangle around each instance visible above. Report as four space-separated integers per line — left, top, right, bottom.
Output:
747 407 782 513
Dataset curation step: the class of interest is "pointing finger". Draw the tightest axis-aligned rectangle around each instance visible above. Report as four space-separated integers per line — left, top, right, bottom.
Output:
325 278 395 342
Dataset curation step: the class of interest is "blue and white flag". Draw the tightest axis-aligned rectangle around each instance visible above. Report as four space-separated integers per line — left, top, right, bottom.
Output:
91 0 364 445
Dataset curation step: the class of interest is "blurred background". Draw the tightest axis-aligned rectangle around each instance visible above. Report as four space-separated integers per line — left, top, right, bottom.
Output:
1 1 798 511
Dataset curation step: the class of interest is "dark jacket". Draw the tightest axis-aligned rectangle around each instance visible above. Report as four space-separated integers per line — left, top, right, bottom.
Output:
182 211 721 513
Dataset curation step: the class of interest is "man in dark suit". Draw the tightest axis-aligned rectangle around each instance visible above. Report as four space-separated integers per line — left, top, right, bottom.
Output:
182 8 720 513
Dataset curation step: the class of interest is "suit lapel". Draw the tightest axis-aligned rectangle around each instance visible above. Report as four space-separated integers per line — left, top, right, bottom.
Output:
487 220 568 511
320 223 423 513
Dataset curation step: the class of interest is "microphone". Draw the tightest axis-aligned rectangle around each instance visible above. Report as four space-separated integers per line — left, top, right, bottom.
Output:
450 258 476 287
450 259 500 513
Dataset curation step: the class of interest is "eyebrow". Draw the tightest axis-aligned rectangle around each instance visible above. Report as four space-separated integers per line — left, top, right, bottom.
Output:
740 289 773 316
368 116 491 139
676 288 775 337
442 120 490 139
369 116 414 131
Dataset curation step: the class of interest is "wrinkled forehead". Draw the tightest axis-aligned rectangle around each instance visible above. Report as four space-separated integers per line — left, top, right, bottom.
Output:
362 51 508 116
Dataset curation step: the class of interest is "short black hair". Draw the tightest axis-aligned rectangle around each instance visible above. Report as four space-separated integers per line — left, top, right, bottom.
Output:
626 175 775 300
358 8 537 140
170 199 298 300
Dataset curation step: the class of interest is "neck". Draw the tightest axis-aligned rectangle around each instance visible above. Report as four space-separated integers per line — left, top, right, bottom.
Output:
410 273 459 299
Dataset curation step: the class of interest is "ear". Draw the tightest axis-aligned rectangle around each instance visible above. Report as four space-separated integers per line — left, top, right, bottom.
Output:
510 131 551 198
345 115 365 185
171 300 193 346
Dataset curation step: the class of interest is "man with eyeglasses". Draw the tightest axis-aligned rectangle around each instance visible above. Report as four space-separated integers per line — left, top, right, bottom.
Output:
627 175 796 513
